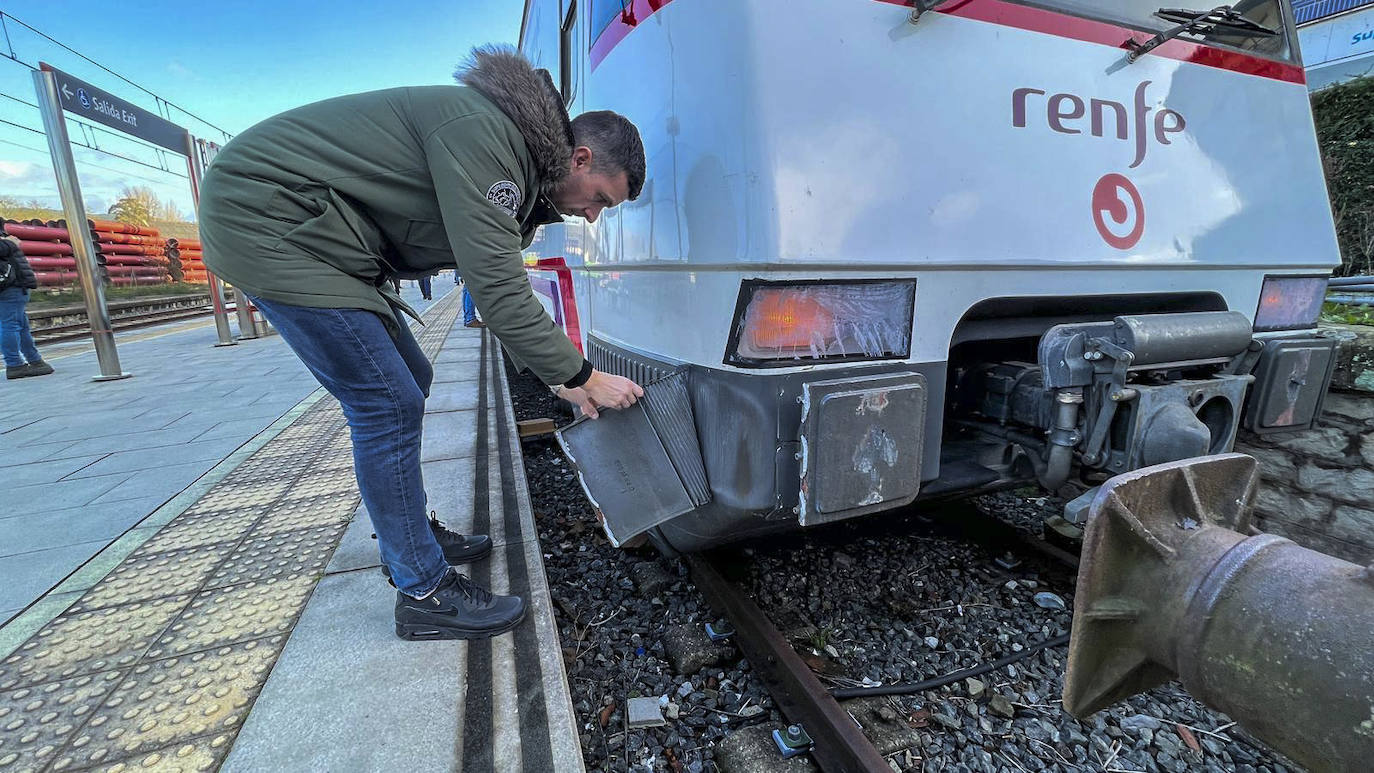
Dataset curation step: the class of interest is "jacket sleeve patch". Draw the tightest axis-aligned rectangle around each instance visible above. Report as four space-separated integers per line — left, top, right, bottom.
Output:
485 180 522 218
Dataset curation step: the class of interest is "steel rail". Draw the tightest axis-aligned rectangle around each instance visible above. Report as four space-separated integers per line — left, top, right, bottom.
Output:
33 304 217 343
686 552 894 773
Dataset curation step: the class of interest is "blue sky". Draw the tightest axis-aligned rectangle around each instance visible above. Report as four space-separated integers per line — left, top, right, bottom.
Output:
0 0 525 216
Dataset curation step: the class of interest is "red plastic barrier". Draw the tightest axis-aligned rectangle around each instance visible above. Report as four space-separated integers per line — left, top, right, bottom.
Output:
106 266 168 278
88 219 160 237
28 257 78 270
18 240 73 256
102 255 158 267
97 243 165 256
94 232 163 246
4 222 69 241
35 271 80 286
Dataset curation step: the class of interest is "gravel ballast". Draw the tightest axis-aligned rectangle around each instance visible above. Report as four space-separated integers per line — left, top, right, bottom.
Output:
505 361 1301 772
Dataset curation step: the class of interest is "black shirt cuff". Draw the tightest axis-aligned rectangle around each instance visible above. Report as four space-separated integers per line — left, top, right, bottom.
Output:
562 360 594 389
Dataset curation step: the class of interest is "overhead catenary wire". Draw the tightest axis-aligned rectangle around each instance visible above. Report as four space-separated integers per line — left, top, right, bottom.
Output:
0 112 189 179
0 11 233 140
0 138 188 187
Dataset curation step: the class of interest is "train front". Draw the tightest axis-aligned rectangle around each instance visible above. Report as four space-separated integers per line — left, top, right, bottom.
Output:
540 0 1341 552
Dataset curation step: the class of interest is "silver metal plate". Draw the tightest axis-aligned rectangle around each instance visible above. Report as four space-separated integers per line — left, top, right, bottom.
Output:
800 372 926 526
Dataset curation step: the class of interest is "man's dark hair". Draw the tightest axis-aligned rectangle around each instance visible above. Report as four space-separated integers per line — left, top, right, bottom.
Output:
570 110 645 201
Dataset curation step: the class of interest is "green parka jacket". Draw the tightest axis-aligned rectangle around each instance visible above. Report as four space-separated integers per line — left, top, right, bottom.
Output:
199 49 587 386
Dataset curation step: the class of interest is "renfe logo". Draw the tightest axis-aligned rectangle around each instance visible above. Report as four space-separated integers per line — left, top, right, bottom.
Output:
1013 81 1180 250
1092 174 1145 250
1012 81 1186 169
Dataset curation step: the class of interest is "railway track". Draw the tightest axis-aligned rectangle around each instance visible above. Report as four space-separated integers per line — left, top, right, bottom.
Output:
680 499 1084 773
30 293 219 344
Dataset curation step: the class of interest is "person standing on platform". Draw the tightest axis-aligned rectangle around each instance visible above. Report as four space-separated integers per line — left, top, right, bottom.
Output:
0 239 54 380
453 270 481 328
418 274 433 301
199 46 644 641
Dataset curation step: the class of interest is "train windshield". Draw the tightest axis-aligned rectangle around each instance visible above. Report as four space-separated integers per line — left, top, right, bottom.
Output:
1015 1 1295 61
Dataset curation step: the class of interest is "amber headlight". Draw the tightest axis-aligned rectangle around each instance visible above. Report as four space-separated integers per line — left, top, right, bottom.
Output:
725 280 916 367
1253 275 1327 332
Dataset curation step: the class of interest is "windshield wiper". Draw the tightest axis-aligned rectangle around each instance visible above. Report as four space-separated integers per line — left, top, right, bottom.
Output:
1126 5 1280 63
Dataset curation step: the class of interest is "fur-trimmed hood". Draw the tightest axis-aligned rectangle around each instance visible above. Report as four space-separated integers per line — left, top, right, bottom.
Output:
457 46 572 192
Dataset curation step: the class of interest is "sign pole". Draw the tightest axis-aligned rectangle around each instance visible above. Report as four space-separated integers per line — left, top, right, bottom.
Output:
32 68 130 381
183 133 236 347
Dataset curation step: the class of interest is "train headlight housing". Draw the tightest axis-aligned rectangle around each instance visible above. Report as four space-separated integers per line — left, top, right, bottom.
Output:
1253 275 1327 332
725 280 916 367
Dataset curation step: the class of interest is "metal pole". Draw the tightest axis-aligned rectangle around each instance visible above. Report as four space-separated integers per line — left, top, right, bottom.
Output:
233 288 260 339
32 69 130 381
183 133 235 346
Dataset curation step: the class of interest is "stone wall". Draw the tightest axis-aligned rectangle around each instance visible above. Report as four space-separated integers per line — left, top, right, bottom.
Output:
1234 323 1374 564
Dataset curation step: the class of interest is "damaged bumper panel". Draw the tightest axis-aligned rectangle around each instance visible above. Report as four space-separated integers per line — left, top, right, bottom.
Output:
559 367 930 546
557 371 711 546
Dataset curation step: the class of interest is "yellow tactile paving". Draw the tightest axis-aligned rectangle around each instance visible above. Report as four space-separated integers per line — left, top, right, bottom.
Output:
0 672 124 772
0 290 463 773
0 599 190 691
48 638 283 771
205 525 350 587
250 490 359 537
135 509 266 554
143 579 316 660
176 481 291 518
86 740 222 773
69 552 224 615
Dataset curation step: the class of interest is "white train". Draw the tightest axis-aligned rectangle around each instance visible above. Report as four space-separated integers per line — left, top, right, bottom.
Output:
519 0 1341 552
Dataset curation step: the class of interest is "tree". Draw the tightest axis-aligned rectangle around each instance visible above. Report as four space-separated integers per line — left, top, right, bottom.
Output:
0 196 63 222
108 193 152 226
108 185 184 225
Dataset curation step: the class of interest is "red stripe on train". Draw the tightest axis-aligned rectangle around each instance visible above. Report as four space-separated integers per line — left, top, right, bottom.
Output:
589 0 1305 85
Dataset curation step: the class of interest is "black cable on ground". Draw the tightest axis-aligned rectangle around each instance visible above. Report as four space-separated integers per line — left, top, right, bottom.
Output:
828 633 1071 699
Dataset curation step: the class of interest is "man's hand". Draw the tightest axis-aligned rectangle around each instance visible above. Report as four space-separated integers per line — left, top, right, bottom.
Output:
560 369 644 419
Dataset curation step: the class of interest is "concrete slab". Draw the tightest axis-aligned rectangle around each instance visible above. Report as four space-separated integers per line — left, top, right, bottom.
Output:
49 426 240 458
323 506 381 575
3 454 106 488
220 570 466 773
427 379 482 412
0 439 81 467
434 345 486 363
63 438 247 479
0 496 167 558
420 410 483 462
86 460 218 505
4 473 131 517
0 539 110 611
431 361 485 384
193 417 300 444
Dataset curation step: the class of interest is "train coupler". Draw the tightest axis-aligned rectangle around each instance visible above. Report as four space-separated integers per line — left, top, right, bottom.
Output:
1064 453 1374 772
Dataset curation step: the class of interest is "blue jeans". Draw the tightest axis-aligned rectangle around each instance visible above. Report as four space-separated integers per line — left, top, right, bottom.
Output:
249 295 448 598
418 275 432 299
461 286 477 324
0 287 42 368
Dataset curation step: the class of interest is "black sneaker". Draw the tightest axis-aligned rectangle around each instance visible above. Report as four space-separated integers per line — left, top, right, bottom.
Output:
375 514 493 583
427 514 493 563
5 365 25 380
23 361 53 376
394 568 525 640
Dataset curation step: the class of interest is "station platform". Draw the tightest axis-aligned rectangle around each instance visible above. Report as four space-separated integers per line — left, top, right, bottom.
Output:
0 286 582 772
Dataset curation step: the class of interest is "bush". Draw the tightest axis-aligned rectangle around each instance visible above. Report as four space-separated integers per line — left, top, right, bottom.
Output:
1312 76 1374 276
